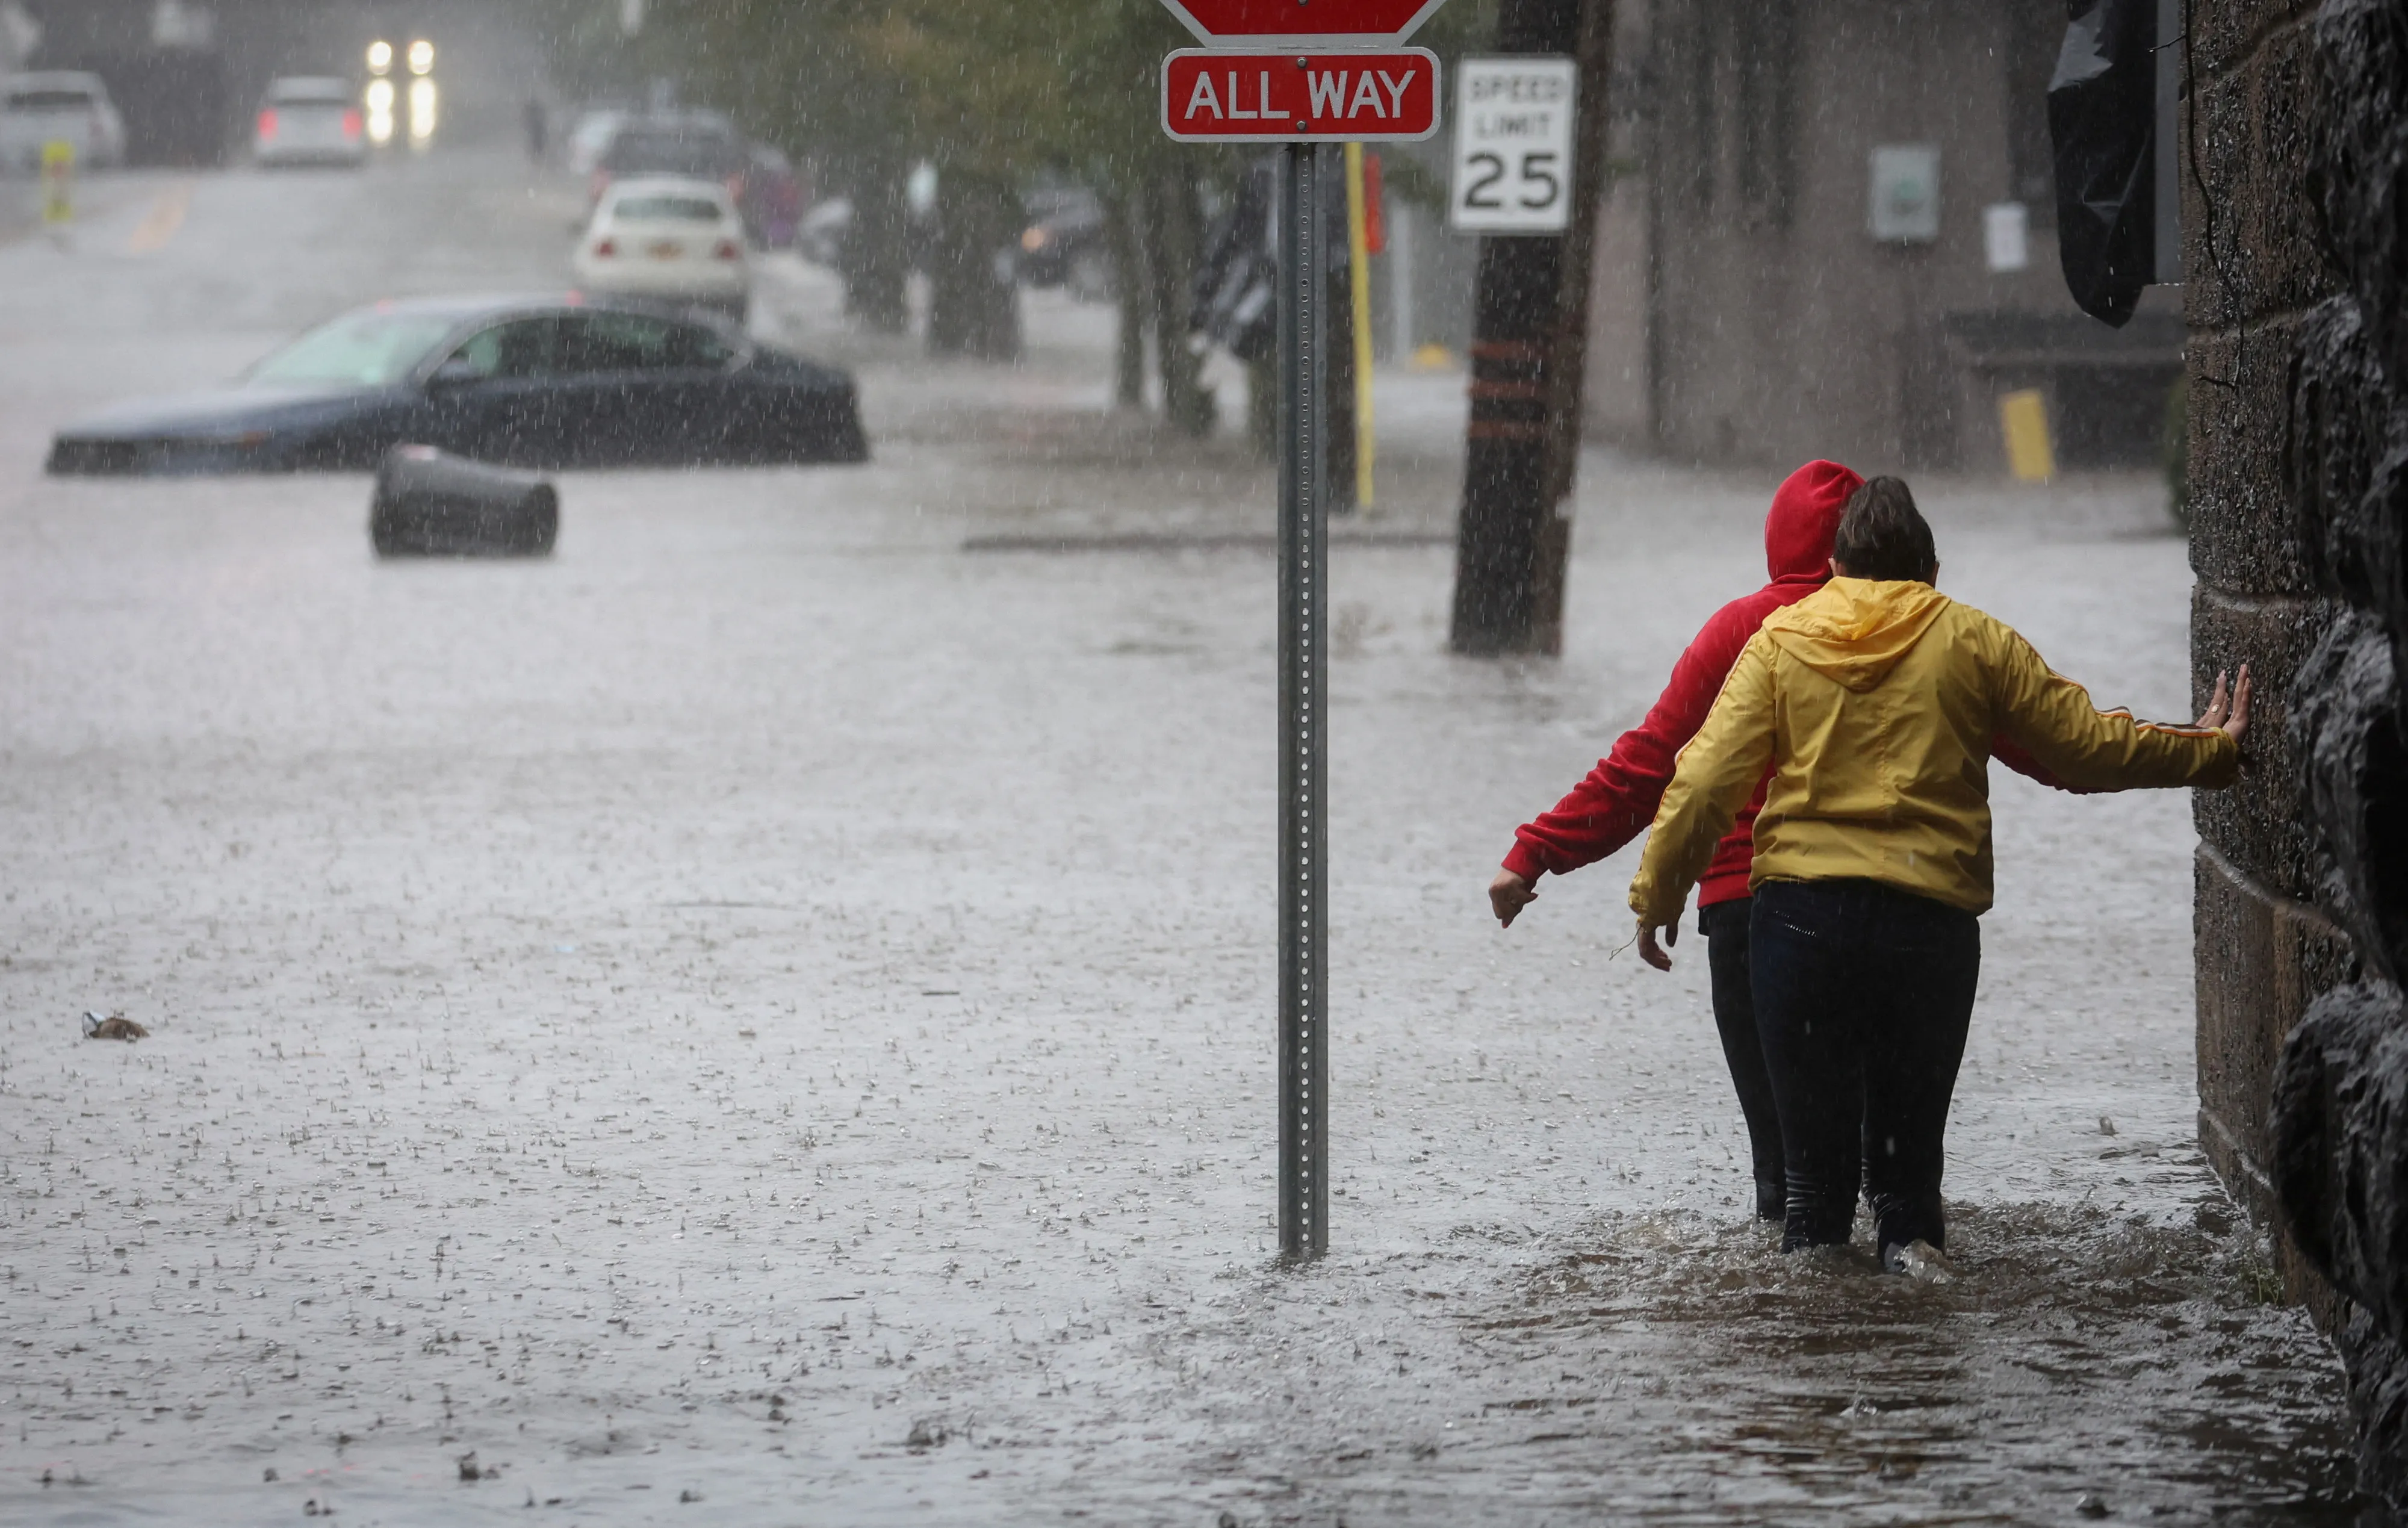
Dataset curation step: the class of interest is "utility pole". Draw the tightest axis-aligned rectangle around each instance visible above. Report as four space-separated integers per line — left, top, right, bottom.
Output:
1447 0 1616 657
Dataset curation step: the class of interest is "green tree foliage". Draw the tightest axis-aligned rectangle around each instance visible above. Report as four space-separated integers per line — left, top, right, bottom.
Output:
529 0 1500 418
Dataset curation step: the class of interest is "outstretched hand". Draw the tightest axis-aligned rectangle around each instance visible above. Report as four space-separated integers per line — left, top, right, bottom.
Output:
2196 665 2254 743
1489 869 1538 928
1637 918 1678 971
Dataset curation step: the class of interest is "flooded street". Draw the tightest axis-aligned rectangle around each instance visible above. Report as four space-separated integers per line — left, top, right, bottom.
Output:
0 126 2360 1528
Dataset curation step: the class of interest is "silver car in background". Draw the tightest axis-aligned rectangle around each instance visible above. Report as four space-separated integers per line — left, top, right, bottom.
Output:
254 77 366 167
0 72 128 170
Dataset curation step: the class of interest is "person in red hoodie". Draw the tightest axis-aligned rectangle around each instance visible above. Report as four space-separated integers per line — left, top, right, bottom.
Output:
1489 460 2073 1222
1486 461 1862 1220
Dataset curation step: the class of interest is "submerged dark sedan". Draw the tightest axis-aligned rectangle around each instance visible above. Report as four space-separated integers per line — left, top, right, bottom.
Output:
46 296 868 475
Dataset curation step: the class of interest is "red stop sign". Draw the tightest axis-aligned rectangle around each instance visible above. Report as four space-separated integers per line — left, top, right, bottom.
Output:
1156 0 1452 46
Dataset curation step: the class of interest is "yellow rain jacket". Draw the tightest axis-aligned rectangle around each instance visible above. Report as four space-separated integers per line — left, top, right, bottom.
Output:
1629 577 2238 923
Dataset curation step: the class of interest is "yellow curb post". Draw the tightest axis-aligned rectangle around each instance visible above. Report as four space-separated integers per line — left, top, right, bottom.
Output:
40 140 74 225
2000 388 2055 483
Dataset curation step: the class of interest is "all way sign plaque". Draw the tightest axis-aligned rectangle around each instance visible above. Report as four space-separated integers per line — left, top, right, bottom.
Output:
1161 49 1440 141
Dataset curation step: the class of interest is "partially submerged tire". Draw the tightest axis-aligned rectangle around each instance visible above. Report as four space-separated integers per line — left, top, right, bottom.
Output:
370 445 558 557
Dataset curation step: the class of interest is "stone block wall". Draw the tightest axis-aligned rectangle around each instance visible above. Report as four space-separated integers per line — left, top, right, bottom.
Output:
2190 0 2408 1507
2186 0 2356 1284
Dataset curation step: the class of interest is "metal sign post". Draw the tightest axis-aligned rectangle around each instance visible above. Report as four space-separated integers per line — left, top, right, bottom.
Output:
1156 0 1448 1267
1274 141 1329 1262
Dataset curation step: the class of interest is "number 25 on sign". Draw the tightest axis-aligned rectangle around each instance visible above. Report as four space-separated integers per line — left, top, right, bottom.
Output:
1450 57 1577 233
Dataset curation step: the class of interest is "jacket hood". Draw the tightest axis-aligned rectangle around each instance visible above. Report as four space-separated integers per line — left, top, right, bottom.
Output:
1763 577 1952 692
1763 459 1864 582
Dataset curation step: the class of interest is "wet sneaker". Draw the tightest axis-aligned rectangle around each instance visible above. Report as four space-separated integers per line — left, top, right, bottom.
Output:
1882 1239 1957 1284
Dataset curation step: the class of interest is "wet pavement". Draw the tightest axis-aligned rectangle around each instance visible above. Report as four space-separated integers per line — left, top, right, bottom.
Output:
0 126 2362 1525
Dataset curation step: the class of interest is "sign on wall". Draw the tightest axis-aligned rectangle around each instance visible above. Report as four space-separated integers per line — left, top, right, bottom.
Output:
1869 144 1941 243
1448 57 1577 234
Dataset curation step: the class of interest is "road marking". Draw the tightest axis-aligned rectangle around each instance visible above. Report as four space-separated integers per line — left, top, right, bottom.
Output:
127 182 193 254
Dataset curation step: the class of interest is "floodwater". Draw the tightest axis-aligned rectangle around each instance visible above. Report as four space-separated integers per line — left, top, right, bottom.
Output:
0 96 2364 1528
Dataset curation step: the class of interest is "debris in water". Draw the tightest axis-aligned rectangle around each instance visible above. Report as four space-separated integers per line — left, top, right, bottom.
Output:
2077 1491 2111 1517
2099 1116 2117 1136
1885 1239 1958 1284
82 1012 147 1041
457 1452 482 1482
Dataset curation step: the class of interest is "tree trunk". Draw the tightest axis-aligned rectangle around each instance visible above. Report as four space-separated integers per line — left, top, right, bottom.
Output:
927 170 1023 362
840 157 908 335
1448 0 1617 656
1104 183 1150 411
1149 161 1214 438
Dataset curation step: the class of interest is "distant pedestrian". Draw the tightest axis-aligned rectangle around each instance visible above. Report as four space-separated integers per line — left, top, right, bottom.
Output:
1488 460 2068 1222
524 98 548 163
1627 477 2249 1270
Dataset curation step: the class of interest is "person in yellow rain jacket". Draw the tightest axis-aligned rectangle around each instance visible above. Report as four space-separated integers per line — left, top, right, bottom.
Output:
1627 477 2251 1270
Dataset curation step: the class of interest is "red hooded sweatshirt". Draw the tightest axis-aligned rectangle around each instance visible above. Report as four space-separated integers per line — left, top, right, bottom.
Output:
1501 461 2078 908
1500 460 1863 907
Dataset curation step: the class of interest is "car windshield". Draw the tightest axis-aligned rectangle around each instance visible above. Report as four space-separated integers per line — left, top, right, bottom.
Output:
610 195 723 223
7 90 96 111
245 309 464 388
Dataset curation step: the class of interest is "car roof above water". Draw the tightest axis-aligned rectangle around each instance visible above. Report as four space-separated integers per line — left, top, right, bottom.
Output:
356 293 749 336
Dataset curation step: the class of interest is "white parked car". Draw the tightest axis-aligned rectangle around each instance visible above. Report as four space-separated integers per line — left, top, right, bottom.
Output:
573 177 751 321
254 77 366 167
0 72 128 171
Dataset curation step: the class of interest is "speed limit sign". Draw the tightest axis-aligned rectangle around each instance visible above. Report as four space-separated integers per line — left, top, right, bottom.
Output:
1449 57 1576 233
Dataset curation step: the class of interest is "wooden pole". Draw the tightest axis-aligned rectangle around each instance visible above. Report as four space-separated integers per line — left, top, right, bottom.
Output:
1447 0 1616 657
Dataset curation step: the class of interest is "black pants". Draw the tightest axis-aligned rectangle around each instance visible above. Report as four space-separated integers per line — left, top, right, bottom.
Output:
1698 898 1787 1219
1749 878 1980 1255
